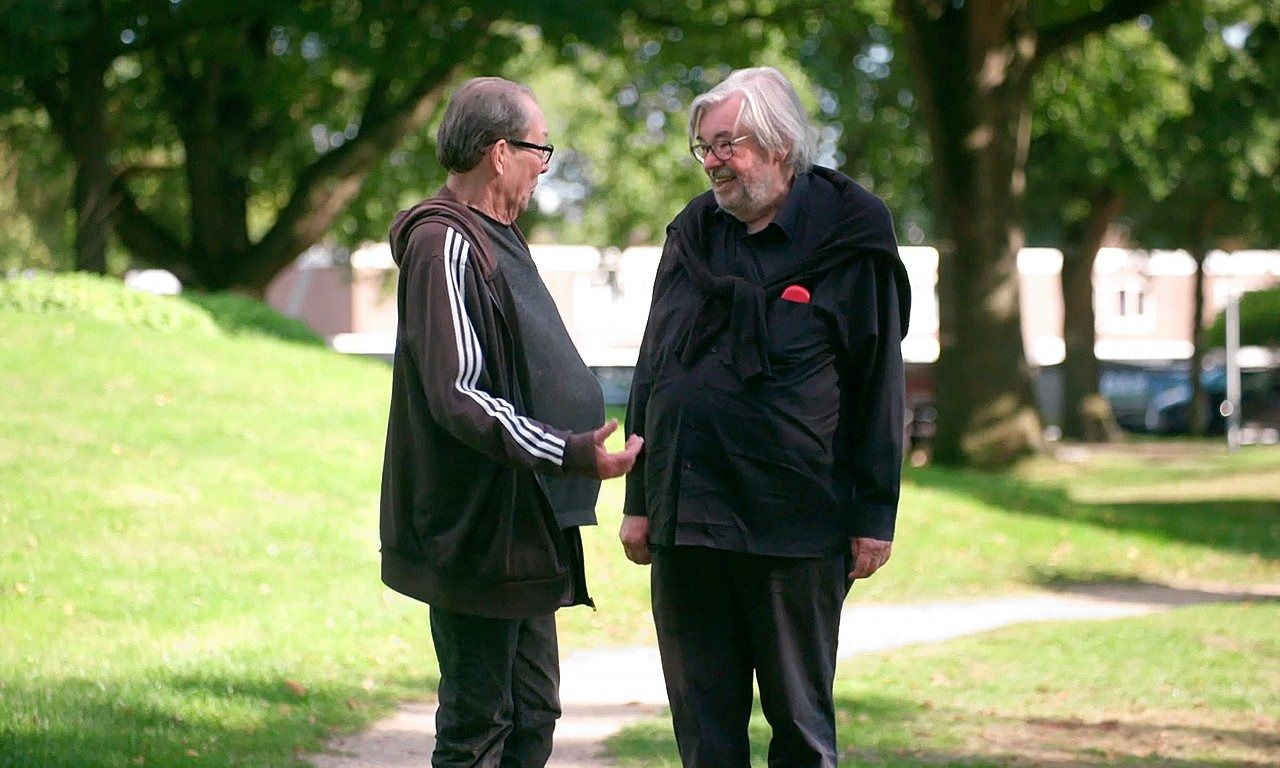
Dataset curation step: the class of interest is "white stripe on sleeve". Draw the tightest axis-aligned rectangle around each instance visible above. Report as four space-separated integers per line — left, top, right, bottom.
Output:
442 227 567 465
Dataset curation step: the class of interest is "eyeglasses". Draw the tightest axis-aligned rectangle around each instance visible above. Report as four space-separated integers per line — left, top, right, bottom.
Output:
690 135 751 163
507 138 554 165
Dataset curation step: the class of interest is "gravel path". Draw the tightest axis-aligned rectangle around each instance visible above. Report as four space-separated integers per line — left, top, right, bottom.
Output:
308 582 1274 768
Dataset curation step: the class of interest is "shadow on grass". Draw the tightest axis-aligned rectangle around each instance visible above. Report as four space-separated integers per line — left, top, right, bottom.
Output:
1 669 438 767
606 691 1269 762
908 466 1280 561
839 701 1280 768
609 692 1276 766
1031 570 1280 605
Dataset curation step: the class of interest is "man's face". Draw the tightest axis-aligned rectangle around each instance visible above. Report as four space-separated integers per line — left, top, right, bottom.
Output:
694 94 791 229
505 95 551 216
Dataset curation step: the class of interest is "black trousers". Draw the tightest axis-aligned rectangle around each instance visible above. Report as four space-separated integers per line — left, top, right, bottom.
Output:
651 546 851 768
429 606 561 768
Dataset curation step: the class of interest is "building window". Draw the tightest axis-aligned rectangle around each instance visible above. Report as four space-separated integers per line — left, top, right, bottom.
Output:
1117 287 1148 317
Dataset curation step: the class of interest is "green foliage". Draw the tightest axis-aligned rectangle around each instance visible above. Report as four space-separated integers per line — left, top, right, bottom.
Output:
0 272 217 333
0 272 322 345
182 291 324 346
0 111 73 273
1027 22 1190 242
1131 0 1280 249
1205 286 1280 347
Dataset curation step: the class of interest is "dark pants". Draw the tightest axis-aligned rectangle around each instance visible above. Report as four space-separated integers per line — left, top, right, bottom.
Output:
651 546 851 768
429 606 561 768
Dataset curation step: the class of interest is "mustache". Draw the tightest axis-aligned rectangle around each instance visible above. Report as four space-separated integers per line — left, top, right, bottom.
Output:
709 167 736 182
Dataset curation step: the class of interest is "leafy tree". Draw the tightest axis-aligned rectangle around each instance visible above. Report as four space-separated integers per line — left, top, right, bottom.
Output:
0 0 629 293
0 0 126 273
1129 0 1280 434
1026 23 1190 440
0 110 74 273
1205 287 1280 349
795 6 933 244
889 0 1178 466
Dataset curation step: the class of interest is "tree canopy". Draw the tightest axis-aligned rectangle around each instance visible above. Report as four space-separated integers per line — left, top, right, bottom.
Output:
3 0 1279 467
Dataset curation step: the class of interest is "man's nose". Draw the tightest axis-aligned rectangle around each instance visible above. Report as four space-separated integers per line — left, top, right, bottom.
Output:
703 152 723 172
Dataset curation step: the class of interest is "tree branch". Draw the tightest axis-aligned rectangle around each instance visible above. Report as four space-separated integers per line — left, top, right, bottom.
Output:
248 58 463 289
110 177 190 279
1039 0 1175 60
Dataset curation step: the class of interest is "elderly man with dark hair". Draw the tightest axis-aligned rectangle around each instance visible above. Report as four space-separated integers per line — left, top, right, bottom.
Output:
379 76 642 768
619 67 912 767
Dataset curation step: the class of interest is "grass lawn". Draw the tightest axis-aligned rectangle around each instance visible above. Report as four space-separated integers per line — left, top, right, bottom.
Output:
612 603 1280 766
2 279 1278 766
609 443 1280 766
0 307 433 766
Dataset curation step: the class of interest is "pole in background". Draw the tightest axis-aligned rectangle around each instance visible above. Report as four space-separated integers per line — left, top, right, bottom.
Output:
1223 289 1242 451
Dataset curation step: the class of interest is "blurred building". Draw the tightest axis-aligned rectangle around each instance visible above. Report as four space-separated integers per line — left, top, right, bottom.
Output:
264 243 1280 410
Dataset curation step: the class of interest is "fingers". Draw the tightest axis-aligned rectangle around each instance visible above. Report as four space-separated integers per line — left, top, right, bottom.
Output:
623 540 652 565
849 537 892 580
594 434 644 479
618 516 652 565
592 418 619 443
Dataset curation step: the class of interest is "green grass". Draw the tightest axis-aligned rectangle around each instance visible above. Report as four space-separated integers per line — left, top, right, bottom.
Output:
610 445 1280 766
2 277 1278 765
0 308 426 766
612 603 1280 766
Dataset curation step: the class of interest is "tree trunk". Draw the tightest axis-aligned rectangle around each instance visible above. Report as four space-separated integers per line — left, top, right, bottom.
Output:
1060 188 1124 441
31 0 116 274
174 72 254 292
68 32 114 275
896 0 1042 467
1186 200 1221 436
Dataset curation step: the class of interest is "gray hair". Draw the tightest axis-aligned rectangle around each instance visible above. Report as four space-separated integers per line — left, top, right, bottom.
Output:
689 67 817 174
436 77 534 173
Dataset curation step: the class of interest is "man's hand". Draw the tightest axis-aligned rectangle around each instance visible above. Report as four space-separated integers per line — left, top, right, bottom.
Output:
849 537 892 580
619 514 652 565
592 419 644 480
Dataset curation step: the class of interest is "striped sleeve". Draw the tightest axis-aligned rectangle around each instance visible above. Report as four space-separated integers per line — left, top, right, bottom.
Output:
403 223 593 476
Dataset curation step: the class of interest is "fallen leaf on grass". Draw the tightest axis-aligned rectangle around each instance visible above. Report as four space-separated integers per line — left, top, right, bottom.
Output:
284 680 307 696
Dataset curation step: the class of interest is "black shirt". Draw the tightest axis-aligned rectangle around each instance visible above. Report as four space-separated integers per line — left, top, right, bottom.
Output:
624 168 908 556
477 212 604 528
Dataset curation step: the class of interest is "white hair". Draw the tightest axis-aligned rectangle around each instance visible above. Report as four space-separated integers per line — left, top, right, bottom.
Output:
688 66 818 174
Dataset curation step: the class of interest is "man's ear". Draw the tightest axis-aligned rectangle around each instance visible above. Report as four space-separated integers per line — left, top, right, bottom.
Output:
488 139 507 175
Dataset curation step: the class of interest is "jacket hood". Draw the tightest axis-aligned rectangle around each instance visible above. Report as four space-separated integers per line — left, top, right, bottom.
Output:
389 186 495 275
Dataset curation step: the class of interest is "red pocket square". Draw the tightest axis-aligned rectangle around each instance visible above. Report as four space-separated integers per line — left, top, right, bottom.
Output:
780 284 811 304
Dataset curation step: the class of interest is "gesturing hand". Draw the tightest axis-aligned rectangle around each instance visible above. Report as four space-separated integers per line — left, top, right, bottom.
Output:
591 419 644 479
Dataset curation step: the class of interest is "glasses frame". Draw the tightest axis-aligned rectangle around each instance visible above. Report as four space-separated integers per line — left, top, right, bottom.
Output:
690 135 751 163
507 138 555 165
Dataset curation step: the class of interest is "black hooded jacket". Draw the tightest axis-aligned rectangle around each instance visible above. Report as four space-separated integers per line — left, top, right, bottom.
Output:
379 187 598 618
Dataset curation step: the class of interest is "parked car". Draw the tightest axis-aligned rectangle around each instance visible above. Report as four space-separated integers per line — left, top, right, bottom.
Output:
1144 365 1280 435
1098 362 1188 432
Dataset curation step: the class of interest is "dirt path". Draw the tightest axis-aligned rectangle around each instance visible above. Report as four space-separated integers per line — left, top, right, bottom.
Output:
307 582 1277 768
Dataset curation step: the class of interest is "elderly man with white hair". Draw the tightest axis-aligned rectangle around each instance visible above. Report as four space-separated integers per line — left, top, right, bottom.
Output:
619 66 912 767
